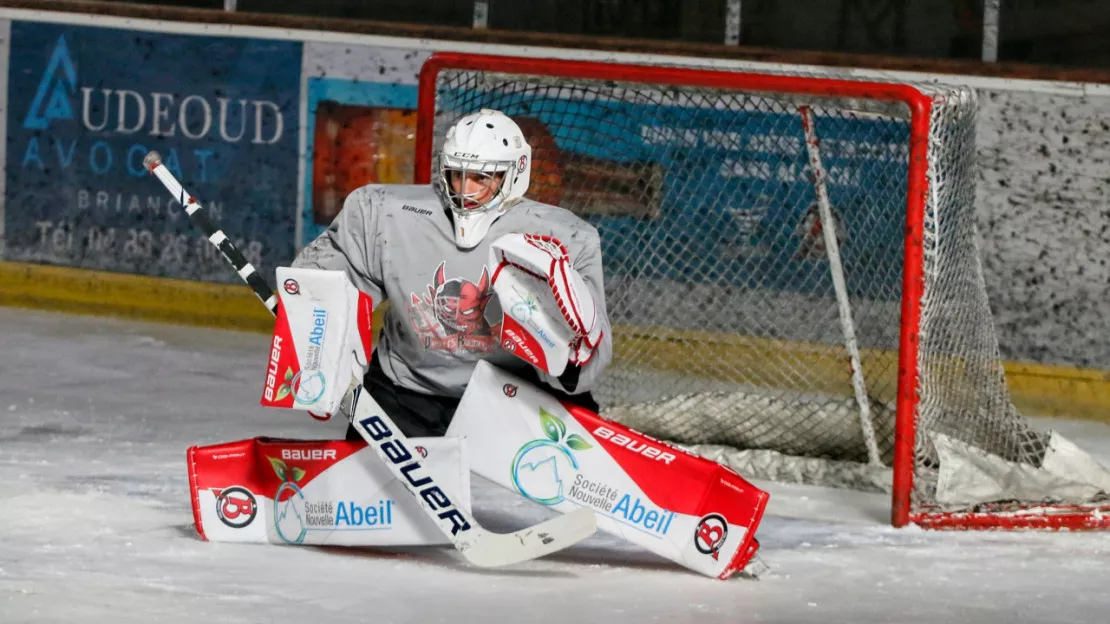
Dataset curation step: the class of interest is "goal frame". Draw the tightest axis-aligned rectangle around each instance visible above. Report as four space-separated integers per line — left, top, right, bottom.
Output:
414 51 1109 530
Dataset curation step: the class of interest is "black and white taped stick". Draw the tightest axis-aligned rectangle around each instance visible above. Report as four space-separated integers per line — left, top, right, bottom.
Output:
143 151 278 315
143 151 598 567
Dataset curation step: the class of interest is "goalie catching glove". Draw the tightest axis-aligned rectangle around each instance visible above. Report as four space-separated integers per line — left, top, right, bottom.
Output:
488 233 603 376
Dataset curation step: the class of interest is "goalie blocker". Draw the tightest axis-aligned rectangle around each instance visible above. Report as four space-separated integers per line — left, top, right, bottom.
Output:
447 361 770 579
260 267 373 418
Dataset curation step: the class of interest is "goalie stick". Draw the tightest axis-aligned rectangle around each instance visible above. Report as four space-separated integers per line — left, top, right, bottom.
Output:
142 150 597 567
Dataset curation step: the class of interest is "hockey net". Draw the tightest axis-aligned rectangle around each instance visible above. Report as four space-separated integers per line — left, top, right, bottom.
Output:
415 52 1110 529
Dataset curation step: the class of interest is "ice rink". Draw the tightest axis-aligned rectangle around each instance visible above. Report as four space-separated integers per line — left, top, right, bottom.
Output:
2 307 1109 624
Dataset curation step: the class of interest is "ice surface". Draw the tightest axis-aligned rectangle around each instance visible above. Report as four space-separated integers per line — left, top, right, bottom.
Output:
2 307 1110 624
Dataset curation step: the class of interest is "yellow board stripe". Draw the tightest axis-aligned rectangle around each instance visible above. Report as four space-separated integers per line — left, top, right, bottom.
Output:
0 260 274 333
2 260 1105 422
612 325 901 396
612 325 1110 422
1002 361 1110 423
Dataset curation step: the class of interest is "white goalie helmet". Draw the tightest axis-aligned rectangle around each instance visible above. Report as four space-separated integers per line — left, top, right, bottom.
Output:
438 109 532 249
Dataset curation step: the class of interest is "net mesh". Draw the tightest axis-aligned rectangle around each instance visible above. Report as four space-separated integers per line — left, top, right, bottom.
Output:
425 66 1047 511
912 88 1047 507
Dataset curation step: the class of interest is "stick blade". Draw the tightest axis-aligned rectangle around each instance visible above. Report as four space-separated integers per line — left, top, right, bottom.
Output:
459 507 597 568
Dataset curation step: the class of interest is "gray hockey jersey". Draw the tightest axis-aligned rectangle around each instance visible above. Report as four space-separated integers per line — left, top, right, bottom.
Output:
293 184 613 398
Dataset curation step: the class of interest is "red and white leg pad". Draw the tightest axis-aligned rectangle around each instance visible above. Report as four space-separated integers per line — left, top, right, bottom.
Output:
187 436 470 546
446 361 770 580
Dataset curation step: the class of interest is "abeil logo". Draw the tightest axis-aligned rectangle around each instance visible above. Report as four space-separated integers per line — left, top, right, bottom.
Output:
280 448 336 461
592 426 676 464
532 326 557 349
511 408 592 506
263 336 283 401
309 308 328 347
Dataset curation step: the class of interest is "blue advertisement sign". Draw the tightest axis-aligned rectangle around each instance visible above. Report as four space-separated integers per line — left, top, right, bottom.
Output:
443 89 911 297
5 22 302 282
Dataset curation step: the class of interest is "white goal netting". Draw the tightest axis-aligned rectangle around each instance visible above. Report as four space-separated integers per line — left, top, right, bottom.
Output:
422 59 1110 522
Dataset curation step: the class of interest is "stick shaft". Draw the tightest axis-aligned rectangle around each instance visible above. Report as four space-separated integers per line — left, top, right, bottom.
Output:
146 157 278 314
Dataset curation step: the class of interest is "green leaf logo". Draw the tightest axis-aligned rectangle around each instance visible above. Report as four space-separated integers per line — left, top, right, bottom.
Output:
267 457 306 483
276 384 291 401
284 367 295 382
267 456 288 481
513 407 596 504
565 433 592 451
539 407 566 442
534 408 593 452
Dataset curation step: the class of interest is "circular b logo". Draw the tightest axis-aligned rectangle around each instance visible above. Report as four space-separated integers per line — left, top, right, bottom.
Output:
283 279 300 295
215 486 258 529
503 383 518 398
694 514 728 560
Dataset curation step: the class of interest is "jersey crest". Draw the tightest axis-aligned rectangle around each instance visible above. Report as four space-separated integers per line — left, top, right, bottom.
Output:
408 261 495 354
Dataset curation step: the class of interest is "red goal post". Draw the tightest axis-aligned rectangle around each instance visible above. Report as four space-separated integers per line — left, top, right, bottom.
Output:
414 51 1110 530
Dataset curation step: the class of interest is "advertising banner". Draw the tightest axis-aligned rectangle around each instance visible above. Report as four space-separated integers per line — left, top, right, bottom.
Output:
5 21 302 281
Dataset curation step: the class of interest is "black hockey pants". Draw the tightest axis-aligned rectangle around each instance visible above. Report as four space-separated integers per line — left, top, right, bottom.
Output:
344 352 600 440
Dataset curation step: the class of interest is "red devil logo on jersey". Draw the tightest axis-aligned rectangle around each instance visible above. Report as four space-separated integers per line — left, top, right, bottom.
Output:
408 261 495 354
430 262 492 334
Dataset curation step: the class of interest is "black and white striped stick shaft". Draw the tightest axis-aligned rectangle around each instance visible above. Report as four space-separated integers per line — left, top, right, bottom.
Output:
143 151 278 315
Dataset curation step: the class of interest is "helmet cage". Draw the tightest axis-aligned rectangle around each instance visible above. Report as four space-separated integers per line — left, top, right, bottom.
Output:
439 156 515 217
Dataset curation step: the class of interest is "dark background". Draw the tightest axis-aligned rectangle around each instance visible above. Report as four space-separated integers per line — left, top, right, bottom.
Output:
109 0 1110 70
